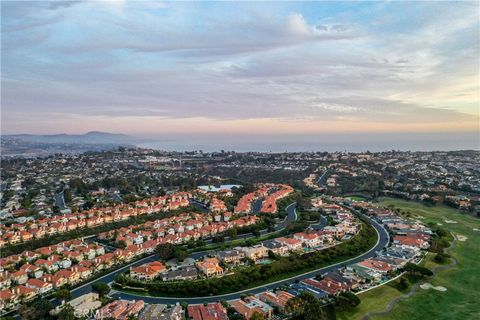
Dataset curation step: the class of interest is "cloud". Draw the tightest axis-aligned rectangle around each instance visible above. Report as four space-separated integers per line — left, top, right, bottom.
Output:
1 1 478 135
286 13 310 36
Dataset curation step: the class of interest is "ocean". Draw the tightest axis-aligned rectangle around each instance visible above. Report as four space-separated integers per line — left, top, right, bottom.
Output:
137 131 479 153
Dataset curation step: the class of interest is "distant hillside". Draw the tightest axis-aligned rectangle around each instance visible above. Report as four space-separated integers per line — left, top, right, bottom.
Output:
5 131 146 145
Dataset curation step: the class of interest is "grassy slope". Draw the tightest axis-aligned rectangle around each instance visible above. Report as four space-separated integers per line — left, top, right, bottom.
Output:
338 197 480 320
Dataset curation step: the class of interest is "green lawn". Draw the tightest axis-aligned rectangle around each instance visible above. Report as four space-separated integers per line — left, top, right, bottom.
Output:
337 284 402 320
337 198 480 320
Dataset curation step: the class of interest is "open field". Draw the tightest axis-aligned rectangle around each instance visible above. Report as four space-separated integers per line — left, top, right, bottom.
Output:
338 198 480 320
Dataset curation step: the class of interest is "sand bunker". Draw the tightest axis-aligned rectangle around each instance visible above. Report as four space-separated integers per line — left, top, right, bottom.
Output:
473 228 479 232
420 283 447 292
436 223 443 226
456 235 468 242
444 219 457 224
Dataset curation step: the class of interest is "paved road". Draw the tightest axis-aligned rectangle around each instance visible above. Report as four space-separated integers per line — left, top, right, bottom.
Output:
251 198 263 214
110 208 389 304
54 191 67 211
66 202 299 302
316 169 332 186
8 200 383 317
190 199 209 213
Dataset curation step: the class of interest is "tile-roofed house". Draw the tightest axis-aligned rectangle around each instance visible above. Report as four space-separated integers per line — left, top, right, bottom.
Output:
95 299 145 320
56 269 81 284
11 285 37 301
275 237 302 251
0 289 18 309
20 264 43 279
358 258 395 273
229 296 273 320
258 290 295 313
239 244 268 261
293 232 321 248
393 235 429 249
130 261 166 281
0 271 11 289
196 257 223 278
42 274 67 288
11 269 28 285
262 239 289 256
26 278 53 295
187 303 229 320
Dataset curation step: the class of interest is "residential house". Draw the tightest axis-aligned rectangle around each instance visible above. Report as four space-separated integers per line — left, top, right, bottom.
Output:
26 278 53 295
262 240 289 256
239 245 268 261
293 232 321 248
275 237 302 251
160 266 198 282
259 290 295 314
12 285 37 301
130 261 166 281
229 296 273 320
11 270 28 285
196 257 224 278
187 303 229 320
95 299 145 320
217 249 245 265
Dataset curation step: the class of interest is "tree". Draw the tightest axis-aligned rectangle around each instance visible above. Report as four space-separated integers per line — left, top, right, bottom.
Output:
302 292 326 320
286 292 326 320
435 227 448 238
267 250 278 260
180 301 189 310
55 288 72 302
403 263 433 277
212 235 225 243
18 299 53 320
250 312 265 320
156 243 176 260
434 252 449 264
397 278 409 291
57 304 76 320
227 228 238 240
174 247 188 262
187 239 196 249
334 292 360 312
285 296 303 315
92 282 111 297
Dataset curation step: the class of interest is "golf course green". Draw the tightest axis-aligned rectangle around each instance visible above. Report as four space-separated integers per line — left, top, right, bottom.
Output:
337 197 480 320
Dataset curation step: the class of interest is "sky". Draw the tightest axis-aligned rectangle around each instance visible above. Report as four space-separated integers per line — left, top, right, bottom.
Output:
1 0 479 150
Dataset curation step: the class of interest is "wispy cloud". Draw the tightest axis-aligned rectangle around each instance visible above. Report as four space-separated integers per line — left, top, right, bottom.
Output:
1 1 478 135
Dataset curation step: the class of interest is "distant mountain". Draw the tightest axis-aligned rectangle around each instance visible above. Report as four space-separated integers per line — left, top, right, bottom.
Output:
5 131 147 145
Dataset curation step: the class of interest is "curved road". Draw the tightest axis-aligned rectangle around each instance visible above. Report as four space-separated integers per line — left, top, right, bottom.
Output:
110 206 389 304
66 202 299 302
